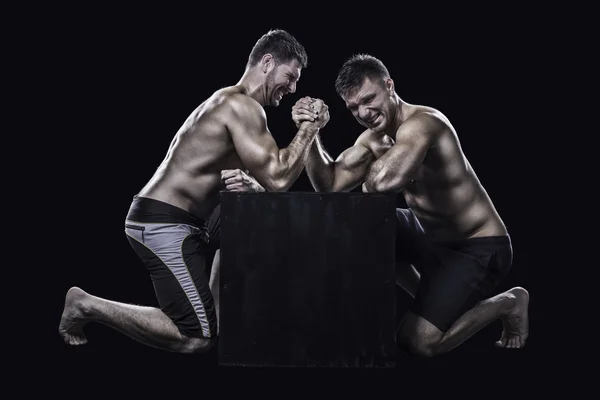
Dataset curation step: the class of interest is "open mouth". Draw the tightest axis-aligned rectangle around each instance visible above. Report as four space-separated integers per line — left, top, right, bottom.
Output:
365 113 381 125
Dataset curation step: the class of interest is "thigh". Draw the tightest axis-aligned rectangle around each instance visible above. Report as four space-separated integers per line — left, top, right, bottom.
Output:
205 204 221 248
395 262 420 299
395 208 425 265
203 204 221 274
411 240 512 332
180 231 218 338
410 244 487 332
469 239 514 296
125 222 217 339
412 262 479 332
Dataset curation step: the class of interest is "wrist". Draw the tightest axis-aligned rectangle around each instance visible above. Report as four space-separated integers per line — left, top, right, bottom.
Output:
299 121 320 134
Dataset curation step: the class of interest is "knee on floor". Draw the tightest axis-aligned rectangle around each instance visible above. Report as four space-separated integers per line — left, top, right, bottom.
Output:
397 331 439 358
177 335 217 354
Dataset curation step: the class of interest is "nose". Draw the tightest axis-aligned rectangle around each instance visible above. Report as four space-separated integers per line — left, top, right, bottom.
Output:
358 106 370 120
288 81 297 94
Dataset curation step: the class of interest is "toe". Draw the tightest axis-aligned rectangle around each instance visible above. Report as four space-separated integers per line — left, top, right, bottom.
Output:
495 334 507 348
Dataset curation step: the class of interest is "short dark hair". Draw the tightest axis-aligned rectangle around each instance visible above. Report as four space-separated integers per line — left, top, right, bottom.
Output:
247 29 308 69
335 54 390 97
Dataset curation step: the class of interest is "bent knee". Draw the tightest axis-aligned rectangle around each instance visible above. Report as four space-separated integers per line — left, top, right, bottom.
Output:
177 335 217 354
402 336 437 358
397 313 443 358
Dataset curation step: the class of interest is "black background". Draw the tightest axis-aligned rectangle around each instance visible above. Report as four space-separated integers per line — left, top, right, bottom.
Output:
37 5 558 394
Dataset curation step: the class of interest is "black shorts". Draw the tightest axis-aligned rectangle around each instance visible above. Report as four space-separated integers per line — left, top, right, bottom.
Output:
124 196 220 339
395 208 513 332
204 204 221 268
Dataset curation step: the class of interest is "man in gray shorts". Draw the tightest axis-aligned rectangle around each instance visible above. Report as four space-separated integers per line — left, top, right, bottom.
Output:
58 29 328 354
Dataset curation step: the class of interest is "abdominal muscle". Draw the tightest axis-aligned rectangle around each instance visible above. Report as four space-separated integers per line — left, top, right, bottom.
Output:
139 167 224 221
403 167 507 243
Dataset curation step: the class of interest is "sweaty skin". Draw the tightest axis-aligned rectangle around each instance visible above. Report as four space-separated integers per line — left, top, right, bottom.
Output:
140 82 326 221
297 94 506 243
58 51 328 352
293 75 527 354
365 104 507 243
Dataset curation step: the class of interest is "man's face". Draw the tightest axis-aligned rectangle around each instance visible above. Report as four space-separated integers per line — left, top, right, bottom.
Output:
265 58 302 107
342 76 393 133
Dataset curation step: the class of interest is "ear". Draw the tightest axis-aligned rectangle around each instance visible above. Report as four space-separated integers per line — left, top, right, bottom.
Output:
260 54 275 73
386 78 395 94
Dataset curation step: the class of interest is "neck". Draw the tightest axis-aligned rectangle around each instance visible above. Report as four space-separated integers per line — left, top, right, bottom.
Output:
384 96 409 138
236 68 268 107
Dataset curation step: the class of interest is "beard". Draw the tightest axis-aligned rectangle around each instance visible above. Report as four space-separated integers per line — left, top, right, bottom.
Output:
265 72 278 107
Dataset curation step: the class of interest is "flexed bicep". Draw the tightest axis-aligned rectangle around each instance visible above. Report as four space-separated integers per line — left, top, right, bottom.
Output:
227 94 322 192
365 113 442 192
227 102 281 191
331 144 375 192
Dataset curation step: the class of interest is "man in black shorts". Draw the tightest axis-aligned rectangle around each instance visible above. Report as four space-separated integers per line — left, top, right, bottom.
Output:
291 54 529 356
58 30 328 354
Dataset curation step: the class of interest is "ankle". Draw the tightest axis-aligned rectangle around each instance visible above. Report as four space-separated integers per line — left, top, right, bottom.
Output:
72 292 94 318
500 291 517 315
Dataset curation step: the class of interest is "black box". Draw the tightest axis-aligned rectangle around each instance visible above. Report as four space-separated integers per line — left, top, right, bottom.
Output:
218 192 397 368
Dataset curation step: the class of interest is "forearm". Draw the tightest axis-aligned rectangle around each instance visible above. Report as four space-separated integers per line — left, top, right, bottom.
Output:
365 154 386 186
248 174 267 192
364 151 404 193
273 122 320 191
305 134 335 192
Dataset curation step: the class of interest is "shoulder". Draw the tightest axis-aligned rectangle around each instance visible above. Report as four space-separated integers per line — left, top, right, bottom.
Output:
227 91 264 119
209 86 265 121
399 107 449 139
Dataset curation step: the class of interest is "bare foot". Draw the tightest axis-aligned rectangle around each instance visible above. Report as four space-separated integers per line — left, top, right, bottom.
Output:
58 287 90 345
495 287 529 349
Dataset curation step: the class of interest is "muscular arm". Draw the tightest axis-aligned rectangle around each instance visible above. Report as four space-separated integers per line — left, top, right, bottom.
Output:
228 96 320 192
306 134 375 192
364 114 441 193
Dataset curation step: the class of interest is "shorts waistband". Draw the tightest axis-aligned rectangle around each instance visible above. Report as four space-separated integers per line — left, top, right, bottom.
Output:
126 195 206 227
431 234 511 249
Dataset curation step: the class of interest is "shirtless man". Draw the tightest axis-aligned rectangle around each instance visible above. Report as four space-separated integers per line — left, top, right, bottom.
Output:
291 54 529 357
58 29 328 354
